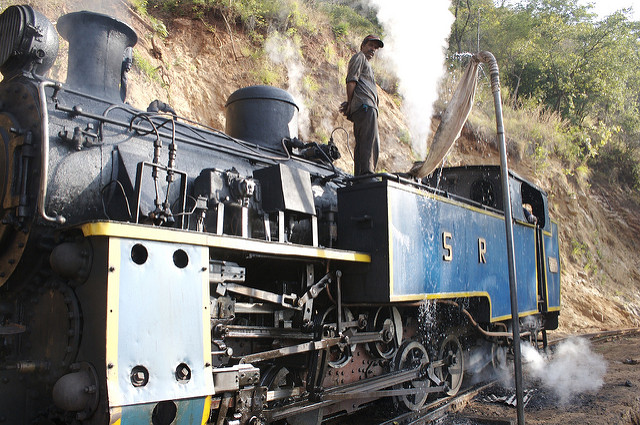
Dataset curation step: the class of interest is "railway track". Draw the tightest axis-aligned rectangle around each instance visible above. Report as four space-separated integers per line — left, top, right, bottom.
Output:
324 327 640 425
551 327 640 346
376 381 497 425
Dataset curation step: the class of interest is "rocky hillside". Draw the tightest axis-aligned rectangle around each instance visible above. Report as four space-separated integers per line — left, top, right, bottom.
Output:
7 0 640 335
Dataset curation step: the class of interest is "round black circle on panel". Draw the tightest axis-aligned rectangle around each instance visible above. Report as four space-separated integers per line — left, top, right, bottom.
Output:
175 363 191 382
131 244 148 265
151 401 177 425
173 249 188 269
130 365 149 387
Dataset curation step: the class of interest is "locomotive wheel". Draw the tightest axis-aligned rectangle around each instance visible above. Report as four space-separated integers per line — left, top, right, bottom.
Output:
393 340 430 411
321 306 356 368
368 306 402 360
436 335 464 396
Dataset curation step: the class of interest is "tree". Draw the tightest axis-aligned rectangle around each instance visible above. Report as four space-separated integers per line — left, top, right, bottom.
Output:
447 0 640 185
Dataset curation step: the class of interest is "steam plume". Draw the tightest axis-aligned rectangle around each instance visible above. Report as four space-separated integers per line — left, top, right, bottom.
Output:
71 0 121 14
521 338 607 404
264 32 311 139
367 0 454 157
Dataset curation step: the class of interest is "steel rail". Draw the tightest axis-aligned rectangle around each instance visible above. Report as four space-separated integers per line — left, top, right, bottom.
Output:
360 381 497 425
547 327 640 347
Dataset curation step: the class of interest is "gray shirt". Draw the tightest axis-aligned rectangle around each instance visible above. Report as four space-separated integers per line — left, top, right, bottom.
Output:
346 51 378 116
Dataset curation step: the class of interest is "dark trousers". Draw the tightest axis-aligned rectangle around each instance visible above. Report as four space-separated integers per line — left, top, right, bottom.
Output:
352 106 379 175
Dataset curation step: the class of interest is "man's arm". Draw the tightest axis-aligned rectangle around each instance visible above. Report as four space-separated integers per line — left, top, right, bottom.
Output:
340 53 363 116
346 81 357 104
340 81 357 116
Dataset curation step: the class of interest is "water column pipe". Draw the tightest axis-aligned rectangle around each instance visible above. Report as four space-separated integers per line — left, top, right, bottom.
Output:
474 50 525 425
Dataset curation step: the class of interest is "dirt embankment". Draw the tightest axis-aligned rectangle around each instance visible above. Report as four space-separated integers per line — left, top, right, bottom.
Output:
19 0 640 335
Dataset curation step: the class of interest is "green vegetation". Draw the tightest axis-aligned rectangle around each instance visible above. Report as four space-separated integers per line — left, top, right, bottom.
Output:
303 75 319 93
449 0 640 189
141 0 383 45
130 0 168 37
398 128 411 146
251 57 282 85
570 238 599 275
145 0 322 39
133 49 160 81
319 2 382 40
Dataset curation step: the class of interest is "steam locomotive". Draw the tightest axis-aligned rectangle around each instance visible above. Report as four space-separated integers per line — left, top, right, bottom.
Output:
0 5 560 425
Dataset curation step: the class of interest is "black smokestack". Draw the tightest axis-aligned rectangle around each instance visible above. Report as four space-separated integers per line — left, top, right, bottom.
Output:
57 11 137 103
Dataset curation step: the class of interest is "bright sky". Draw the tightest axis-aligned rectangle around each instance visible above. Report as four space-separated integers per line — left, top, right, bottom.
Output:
581 0 639 20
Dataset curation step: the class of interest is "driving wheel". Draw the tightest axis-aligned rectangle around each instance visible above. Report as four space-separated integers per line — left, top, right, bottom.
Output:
392 340 430 411
436 334 464 396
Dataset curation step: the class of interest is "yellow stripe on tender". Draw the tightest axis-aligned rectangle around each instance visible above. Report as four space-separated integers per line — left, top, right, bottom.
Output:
541 232 549 312
106 238 122 407
390 292 493 318
389 291 491 303
390 292 539 322
81 222 370 263
202 396 212 425
390 181 505 220
492 309 539 322
534 228 541 315
200 249 213 388
516 220 537 229
388 187 394 297
108 403 122 425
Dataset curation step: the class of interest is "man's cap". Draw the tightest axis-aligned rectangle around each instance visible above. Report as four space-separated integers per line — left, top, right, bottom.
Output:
362 35 384 48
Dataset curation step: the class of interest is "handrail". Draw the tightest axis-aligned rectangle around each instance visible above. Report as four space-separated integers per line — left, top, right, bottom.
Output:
37 80 65 224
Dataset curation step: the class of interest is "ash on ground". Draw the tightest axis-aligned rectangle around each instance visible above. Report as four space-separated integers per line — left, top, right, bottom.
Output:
441 334 640 425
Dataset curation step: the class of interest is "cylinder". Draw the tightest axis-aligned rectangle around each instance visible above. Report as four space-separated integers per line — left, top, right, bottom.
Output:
57 11 137 103
52 370 93 412
225 85 299 151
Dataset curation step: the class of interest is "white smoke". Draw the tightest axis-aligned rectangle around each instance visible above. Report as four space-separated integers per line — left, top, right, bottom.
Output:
466 343 510 385
366 0 454 157
71 0 121 14
264 32 311 140
521 338 607 404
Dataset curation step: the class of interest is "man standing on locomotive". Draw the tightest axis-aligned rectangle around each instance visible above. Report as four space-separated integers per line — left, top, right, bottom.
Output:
340 35 384 176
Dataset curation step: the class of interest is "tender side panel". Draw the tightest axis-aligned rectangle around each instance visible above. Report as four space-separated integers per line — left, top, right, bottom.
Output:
336 183 391 303
387 183 538 320
511 223 539 318
544 221 561 311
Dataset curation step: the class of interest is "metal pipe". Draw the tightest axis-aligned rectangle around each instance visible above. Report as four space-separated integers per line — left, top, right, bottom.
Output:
460 308 530 339
435 300 530 339
238 337 342 364
336 270 343 335
474 50 525 425
37 81 65 224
